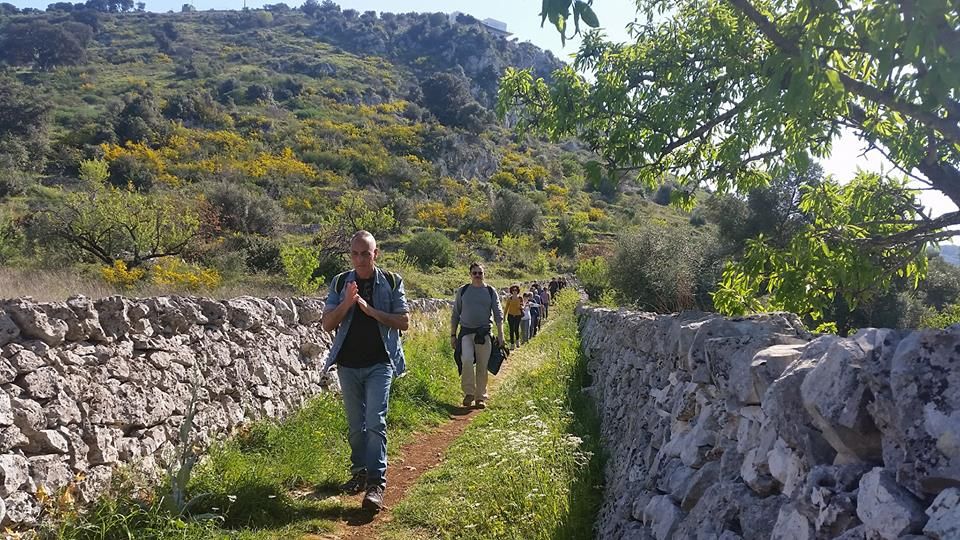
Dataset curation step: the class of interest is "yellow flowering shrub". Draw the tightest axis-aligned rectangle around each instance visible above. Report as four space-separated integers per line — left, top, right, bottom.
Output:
376 101 408 115
448 197 470 222
416 201 448 228
101 260 146 289
547 196 569 214
588 207 607 222
490 171 518 189
100 142 180 186
242 148 317 179
545 184 569 198
150 258 221 291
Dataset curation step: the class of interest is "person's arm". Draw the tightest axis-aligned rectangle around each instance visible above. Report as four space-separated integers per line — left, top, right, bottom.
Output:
492 288 504 344
322 279 357 332
450 289 461 349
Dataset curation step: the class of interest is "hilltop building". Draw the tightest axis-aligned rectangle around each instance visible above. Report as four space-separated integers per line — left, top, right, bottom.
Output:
449 11 513 38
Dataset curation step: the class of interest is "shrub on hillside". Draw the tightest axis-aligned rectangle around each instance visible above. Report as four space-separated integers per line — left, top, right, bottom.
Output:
404 230 455 269
499 233 545 272
490 190 540 237
204 183 284 236
608 227 719 312
106 153 157 192
652 184 674 206
420 72 488 132
922 302 960 329
919 256 960 310
577 256 610 300
223 233 283 274
281 243 323 294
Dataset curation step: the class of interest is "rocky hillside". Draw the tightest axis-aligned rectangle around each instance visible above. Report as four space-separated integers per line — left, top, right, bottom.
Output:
0 2 621 295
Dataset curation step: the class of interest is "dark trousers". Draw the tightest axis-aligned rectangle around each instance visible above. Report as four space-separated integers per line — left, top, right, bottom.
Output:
507 314 522 345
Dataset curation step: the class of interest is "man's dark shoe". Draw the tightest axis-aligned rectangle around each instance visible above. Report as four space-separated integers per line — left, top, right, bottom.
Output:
362 484 385 512
339 471 366 495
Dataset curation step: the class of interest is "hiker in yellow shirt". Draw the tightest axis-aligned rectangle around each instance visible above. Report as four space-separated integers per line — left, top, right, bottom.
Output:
504 284 523 349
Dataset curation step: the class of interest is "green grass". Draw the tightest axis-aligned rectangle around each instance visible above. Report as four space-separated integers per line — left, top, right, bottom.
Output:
48 310 462 539
383 290 605 540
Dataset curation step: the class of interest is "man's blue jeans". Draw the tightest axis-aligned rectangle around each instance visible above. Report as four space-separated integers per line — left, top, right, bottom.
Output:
338 363 394 488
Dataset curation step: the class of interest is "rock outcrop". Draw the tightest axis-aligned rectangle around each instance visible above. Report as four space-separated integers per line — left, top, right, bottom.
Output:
0 294 447 527
578 306 960 539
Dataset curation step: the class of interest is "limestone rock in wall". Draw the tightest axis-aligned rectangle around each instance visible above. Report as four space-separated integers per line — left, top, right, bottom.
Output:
924 487 960 539
4 301 68 346
762 338 838 469
799 337 882 463
0 313 20 348
877 329 960 497
857 467 927 538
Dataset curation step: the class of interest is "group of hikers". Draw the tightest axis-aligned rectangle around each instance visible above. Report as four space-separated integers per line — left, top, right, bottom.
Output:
320 230 566 512
502 276 567 348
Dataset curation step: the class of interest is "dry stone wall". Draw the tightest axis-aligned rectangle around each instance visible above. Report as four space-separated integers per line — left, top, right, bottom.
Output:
578 306 960 540
0 294 447 527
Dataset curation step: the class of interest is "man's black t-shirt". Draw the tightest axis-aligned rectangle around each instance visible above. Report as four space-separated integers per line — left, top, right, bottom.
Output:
336 277 389 368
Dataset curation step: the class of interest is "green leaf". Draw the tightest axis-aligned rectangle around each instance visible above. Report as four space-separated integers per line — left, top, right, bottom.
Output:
825 69 843 92
578 2 599 27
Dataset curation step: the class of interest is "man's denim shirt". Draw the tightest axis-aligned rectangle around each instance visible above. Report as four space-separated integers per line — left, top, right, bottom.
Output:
322 267 409 376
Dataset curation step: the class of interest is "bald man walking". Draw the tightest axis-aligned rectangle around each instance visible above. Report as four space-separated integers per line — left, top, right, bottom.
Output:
322 230 409 512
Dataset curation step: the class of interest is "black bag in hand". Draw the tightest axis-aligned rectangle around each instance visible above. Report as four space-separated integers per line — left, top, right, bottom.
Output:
487 340 510 375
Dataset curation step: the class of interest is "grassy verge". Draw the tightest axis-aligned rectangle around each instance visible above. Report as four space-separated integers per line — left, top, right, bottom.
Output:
384 290 604 540
47 310 462 539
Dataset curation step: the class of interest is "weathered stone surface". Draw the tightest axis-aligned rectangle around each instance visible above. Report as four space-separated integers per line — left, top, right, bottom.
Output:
762 342 837 468
642 494 683 540
226 297 272 331
95 296 132 339
10 396 43 435
0 313 20 348
0 393 11 426
8 349 44 374
678 461 719 511
2 490 39 526
28 455 73 492
65 295 106 342
20 366 61 400
924 487 960 539
4 301 67 346
0 454 29 496
875 329 960 496
750 343 805 400
768 437 806 497
834 525 866 539
0 358 14 384
772 504 814 539
857 467 927 539
294 297 324 324
792 463 867 538
0 425 27 453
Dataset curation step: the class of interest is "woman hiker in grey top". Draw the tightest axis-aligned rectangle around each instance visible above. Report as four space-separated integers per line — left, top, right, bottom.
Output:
450 262 504 409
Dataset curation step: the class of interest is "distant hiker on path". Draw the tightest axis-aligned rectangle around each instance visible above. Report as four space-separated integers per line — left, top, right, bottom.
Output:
322 230 409 512
451 262 504 409
549 277 559 300
539 285 550 321
504 284 523 349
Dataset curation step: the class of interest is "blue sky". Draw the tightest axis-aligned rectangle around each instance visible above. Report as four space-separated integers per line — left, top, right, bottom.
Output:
10 0 957 218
